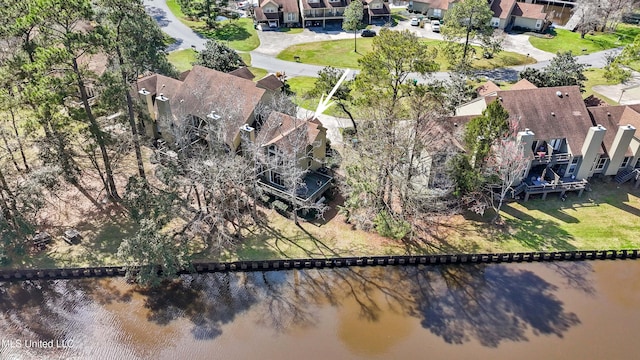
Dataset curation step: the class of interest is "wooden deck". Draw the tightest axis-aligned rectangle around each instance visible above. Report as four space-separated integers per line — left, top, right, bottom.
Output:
522 178 588 201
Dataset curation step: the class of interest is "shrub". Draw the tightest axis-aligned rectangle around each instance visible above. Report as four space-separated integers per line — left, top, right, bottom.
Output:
374 211 411 240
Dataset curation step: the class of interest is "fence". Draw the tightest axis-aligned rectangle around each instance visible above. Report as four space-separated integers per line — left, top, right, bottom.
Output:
1 249 638 282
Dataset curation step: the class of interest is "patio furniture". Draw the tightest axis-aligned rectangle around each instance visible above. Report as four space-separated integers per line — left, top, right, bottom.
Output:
63 229 82 245
32 232 52 250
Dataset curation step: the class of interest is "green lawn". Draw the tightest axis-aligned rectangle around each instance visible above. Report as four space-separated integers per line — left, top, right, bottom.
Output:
287 76 356 117
168 49 268 80
218 180 640 262
167 49 197 72
277 38 535 70
278 27 304 34
6 181 640 267
166 0 202 28
2 219 139 269
529 25 640 55
391 8 410 22
166 0 260 51
583 67 619 105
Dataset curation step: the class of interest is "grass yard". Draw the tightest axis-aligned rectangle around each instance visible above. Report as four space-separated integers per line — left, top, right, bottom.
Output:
218 180 640 262
277 38 535 70
6 178 640 267
166 0 260 51
167 50 268 80
391 8 410 22
287 76 358 117
167 49 197 72
529 25 640 55
219 208 403 261
582 67 619 104
278 27 304 34
196 18 260 51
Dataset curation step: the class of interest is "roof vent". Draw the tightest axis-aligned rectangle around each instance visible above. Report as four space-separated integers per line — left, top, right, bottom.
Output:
565 93 569 97
454 122 458 127
551 112 555 116
607 112 611 116
556 91 562 97
499 96 503 101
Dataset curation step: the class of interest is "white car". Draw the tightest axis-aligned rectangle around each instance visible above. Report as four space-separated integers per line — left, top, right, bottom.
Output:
410 17 420 26
431 20 441 32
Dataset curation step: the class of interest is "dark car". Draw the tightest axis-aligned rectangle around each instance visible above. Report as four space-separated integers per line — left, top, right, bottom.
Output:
361 29 376 37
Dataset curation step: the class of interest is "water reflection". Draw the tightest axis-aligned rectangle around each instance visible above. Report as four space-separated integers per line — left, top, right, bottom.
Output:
409 265 580 347
1 261 638 359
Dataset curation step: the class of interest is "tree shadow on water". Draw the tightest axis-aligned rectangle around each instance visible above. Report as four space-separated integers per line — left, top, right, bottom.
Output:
406 264 581 347
138 273 258 340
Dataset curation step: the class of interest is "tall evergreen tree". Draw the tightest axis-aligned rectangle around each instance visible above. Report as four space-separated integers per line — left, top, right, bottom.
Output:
342 0 364 53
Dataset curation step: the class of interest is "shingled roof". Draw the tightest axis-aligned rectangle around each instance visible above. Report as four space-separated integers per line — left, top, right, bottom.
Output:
510 78 538 91
477 80 501 96
490 0 516 19
135 65 267 146
512 2 547 20
256 112 323 154
228 67 256 81
588 105 640 156
487 86 592 155
411 0 455 9
256 74 284 91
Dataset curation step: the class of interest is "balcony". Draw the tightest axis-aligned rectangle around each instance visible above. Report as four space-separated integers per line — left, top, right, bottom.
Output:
532 152 571 165
521 178 588 201
303 9 345 18
258 171 333 207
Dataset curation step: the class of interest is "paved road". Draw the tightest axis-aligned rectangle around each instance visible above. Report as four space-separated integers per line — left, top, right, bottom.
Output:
144 1 627 144
145 0 616 83
144 0 208 51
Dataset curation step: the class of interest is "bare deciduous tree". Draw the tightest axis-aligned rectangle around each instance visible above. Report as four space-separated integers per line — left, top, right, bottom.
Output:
484 121 529 223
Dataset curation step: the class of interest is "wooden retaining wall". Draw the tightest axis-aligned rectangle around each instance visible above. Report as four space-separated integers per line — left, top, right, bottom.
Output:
1 249 638 282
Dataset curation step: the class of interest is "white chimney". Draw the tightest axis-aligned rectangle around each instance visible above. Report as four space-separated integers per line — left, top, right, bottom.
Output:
240 123 255 142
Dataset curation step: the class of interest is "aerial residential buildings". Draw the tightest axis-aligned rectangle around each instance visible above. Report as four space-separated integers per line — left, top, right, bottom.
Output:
455 83 640 199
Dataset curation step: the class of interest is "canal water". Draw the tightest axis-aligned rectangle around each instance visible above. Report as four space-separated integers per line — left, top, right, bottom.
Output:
1 260 640 359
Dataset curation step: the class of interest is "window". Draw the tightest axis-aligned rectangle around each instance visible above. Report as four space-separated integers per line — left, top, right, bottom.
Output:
567 157 580 175
536 20 542 29
549 138 562 151
594 157 607 171
329 0 340 3
264 6 276 13
372 3 382 9
491 17 500 27
287 12 295 21
433 9 442 17
308 0 319 3
621 156 631 168
271 172 284 186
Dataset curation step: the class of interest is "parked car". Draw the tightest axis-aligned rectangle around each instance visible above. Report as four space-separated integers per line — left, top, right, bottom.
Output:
410 17 420 26
431 20 441 32
361 29 376 37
